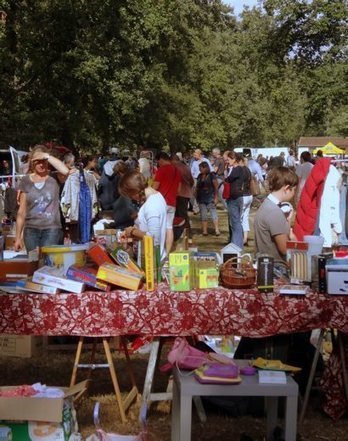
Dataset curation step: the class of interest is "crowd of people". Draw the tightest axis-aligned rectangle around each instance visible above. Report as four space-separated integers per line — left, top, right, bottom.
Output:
9 144 324 265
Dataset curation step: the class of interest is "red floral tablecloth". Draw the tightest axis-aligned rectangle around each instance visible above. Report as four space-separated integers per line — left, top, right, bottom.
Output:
0 284 347 337
0 283 347 419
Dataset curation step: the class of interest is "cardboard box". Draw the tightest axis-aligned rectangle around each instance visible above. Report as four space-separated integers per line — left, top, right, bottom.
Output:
326 264 348 294
0 260 38 279
0 335 43 358
32 266 85 294
143 235 155 291
95 229 117 247
0 381 87 441
169 252 191 291
66 265 110 291
4 234 16 250
97 263 143 291
108 245 144 277
87 244 114 266
195 268 219 289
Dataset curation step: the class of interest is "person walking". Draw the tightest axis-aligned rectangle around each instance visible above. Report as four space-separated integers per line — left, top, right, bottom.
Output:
238 156 253 246
153 152 182 254
195 161 220 236
225 152 245 249
171 154 194 239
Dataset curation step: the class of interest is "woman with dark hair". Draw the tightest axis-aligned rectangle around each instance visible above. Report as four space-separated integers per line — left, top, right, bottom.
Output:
119 171 167 261
97 160 127 210
83 155 101 180
225 152 245 248
14 145 69 252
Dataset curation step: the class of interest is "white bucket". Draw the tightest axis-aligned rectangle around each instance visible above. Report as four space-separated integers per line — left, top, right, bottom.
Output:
303 235 324 255
41 244 90 274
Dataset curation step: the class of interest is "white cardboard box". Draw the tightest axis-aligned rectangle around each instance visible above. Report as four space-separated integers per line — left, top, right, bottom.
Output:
326 264 348 294
0 335 43 358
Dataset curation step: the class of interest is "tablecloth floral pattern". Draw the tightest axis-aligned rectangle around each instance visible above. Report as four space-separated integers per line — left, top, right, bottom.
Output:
0 283 347 419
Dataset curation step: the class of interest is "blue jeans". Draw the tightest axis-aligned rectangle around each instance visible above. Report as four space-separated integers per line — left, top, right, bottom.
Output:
24 227 63 252
227 197 244 249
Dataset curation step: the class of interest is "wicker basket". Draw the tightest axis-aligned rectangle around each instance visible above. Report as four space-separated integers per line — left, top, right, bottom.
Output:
220 255 256 289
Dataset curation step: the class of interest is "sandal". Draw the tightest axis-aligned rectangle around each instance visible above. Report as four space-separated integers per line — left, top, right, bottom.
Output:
215 231 221 236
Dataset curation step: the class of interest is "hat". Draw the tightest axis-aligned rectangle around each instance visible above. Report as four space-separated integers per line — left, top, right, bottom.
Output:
110 147 119 154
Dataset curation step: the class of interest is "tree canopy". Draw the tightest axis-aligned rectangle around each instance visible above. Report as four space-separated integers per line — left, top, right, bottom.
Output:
0 0 347 153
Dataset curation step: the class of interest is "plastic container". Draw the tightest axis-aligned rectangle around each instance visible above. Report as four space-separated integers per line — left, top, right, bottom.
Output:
303 235 324 255
41 244 89 273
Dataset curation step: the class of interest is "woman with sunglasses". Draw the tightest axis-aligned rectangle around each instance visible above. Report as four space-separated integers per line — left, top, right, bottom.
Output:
119 170 167 261
14 145 69 252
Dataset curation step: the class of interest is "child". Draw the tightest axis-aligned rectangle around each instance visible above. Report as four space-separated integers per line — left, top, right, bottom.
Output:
195 162 220 236
254 166 298 262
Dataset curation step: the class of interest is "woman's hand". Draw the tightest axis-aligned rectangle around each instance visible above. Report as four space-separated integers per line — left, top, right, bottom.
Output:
32 151 50 161
14 238 24 252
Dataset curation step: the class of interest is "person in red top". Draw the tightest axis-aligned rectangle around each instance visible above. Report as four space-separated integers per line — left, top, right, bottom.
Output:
153 152 182 254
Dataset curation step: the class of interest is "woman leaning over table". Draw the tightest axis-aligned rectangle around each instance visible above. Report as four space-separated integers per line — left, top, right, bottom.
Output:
14 145 70 252
118 170 167 261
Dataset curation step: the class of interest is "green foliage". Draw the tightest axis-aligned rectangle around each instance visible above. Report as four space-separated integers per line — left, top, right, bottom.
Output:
0 0 346 152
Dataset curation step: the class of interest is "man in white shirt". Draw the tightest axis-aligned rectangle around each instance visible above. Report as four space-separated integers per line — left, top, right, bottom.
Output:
190 148 213 178
286 149 297 169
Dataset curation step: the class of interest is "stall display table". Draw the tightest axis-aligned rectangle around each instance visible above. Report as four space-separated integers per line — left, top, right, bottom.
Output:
0 284 347 420
172 364 299 441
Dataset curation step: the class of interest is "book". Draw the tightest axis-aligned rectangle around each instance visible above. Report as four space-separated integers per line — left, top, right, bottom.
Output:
87 244 114 267
66 265 110 291
32 266 85 294
259 370 287 384
18 278 60 294
279 284 308 295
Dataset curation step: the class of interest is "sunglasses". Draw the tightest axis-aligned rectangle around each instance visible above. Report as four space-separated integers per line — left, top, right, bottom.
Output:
32 158 48 164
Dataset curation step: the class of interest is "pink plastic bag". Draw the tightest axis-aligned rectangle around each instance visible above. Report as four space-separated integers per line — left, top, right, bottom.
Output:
167 337 208 370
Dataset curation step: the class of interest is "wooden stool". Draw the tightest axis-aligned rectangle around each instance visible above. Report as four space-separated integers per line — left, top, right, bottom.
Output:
70 336 139 423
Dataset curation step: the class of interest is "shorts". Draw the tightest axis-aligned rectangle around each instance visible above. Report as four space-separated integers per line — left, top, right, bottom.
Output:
166 205 175 229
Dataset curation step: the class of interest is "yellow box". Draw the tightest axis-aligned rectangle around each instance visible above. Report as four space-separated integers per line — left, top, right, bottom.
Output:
97 263 143 291
169 252 191 291
143 235 155 291
195 268 219 289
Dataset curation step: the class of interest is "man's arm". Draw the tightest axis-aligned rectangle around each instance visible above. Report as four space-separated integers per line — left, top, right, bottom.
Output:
273 233 288 256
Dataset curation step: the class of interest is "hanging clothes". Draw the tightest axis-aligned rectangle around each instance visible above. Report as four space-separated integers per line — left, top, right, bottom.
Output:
339 184 348 244
78 167 92 243
318 165 342 247
293 158 331 241
60 170 99 222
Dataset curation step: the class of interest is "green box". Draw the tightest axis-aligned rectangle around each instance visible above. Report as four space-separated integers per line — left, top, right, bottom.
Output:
196 268 219 289
169 252 191 291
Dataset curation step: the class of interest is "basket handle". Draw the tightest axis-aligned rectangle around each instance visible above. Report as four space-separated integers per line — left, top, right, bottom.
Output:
222 253 253 267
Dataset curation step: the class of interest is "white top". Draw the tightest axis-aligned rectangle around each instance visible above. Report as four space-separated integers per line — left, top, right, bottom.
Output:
190 158 213 179
136 192 167 260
